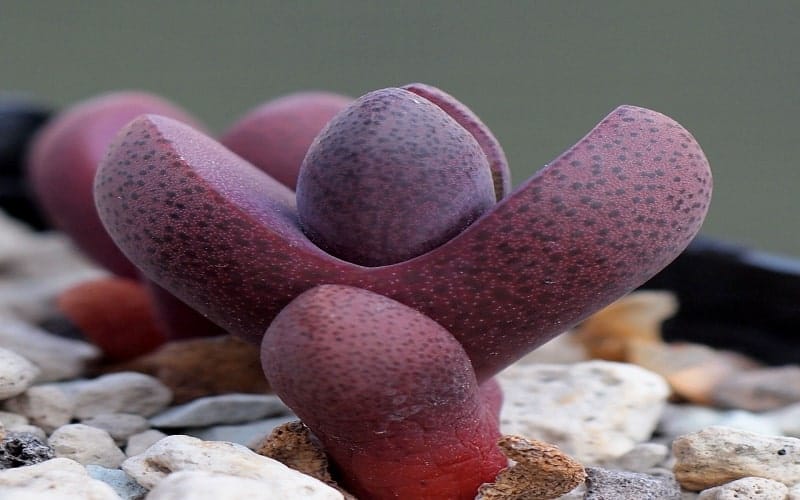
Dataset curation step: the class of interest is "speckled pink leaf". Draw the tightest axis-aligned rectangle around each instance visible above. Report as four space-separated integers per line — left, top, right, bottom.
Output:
261 284 506 500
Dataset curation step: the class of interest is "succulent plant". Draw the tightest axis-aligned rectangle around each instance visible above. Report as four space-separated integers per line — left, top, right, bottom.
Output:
91 83 711 497
25 90 350 349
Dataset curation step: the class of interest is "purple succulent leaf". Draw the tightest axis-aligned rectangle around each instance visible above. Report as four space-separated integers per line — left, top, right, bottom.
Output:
296 88 496 266
403 82 512 199
95 104 711 381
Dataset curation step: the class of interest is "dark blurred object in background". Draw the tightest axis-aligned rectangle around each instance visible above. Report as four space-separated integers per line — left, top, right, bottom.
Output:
641 236 800 365
0 95 52 230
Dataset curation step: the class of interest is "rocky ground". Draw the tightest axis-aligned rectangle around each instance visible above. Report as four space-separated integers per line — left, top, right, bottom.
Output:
2 209 800 499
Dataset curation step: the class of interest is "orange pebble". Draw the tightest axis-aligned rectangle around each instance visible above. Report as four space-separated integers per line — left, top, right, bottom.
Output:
56 277 167 361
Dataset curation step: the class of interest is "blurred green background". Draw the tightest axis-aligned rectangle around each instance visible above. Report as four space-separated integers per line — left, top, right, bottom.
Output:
2 1 799 254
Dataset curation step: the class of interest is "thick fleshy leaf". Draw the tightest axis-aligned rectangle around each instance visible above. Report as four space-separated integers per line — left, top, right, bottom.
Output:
403 82 511 199
220 91 351 190
296 87 496 266
26 92 225 341
95 105 711 381
261 284 505 500
26 91 202 277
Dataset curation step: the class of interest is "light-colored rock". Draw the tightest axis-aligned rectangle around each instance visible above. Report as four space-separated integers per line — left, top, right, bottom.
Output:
149 393 289 428
9 424 46 441
61 372 172 418
603 442 670 473
0 347 40 400
185 415 297 449
0 456 120 499
499 360 669 463
146 469 344 499
789 482 800 500
0 317 100 381
697 476 789 499
673 426 800 490
0 267 107 323
49 423 126 468
658 404 781 439
122 434 342 499
713 365 800 411
126 429 168 457
82 413 150 445
3 384 75 432
0 410 28 427
583 467 681 499
86 464 148 500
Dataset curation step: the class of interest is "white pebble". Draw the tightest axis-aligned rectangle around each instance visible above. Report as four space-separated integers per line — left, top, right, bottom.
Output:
49 423 127 468
499 360 669 463
3 384 75 433
81 413 150 445
61 372 172 418
146 469 343 499
122 434 341 498
0 317 100 381
126 429 168 457
0 347 40 400
0 456 120 499
697 476 789 499
674 426 800 490
149 393 289 428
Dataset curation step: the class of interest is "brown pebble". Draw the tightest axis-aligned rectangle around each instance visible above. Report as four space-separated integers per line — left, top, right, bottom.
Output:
476 435 586 500
98 335 270 404
255 420 357 500
628 341 760 405
574 291 677 362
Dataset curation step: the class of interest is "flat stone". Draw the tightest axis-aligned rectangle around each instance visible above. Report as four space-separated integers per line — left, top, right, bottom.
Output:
146 469 344 499
126 429 167 457
82 413 150 445
712 365 800 411
697 476 789 499
111 335 272 404
658 404 780 439
122 434 343 498
673 426 800 490
499 360 669 463
0 457 120 499
150 394 289 428
3 384 75 432
0 347 40 400
48 423 126 468
584 467 682 499
86 464 148 500
0 430 54 469
60 372 172 418
0 317 100 381
185 414 297 449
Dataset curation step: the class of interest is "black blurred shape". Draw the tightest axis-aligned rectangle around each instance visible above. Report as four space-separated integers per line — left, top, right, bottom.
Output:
640 236 800 364
0 95 52 230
